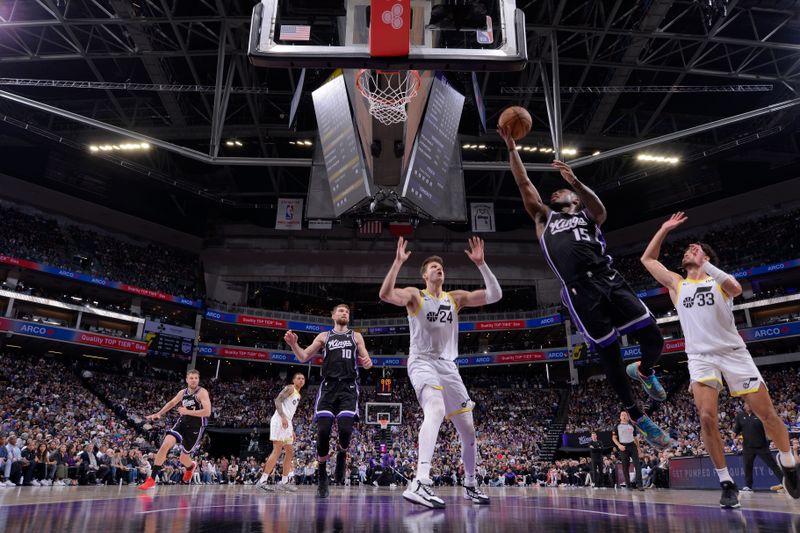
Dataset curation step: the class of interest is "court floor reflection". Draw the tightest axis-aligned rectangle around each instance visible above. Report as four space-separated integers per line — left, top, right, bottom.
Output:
0 485 798 533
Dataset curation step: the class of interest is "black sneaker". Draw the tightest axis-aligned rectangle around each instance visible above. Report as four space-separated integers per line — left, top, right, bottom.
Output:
720 481 740 509
777 453 800 499
317 474 329 498
334 451 346 485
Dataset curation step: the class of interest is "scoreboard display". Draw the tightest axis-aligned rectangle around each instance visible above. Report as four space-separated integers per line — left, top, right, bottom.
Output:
377 377 394 398
144 320 196 361
146 332 193 361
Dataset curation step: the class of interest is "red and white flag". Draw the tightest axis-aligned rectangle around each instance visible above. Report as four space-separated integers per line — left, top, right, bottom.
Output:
359 220 383 235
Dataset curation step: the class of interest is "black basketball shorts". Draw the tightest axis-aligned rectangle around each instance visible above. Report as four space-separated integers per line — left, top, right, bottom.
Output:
560 270 654 349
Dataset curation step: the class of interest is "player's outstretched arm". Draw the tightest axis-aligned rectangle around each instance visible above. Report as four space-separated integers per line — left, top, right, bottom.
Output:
354 332 373 369
284 330 326 363
146 390 183 421
498 126 549 223
451 236 502 309
179 388 212 418
379 237 420 310
552 160 607 225
641 213 684 294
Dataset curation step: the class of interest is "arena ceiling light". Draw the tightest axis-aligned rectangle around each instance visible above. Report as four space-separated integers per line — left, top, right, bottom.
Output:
89 142 150 153
561 148 577 156
225 139 243 147
637 154 680 164
289 140 313 146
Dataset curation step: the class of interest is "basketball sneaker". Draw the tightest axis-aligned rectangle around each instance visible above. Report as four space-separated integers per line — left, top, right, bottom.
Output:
464 484 490 505
632 414 673 449
138 477 156 490
259 484 276 493
720 481 741 509
403 479 445 509
182 461 197 483
626 362 667 401
277 481 298 492
777 453 800 499
317 474 329 498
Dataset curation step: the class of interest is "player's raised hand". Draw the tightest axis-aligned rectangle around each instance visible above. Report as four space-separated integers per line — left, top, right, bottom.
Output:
661 212 687 232
395 237 411 264
496 125 516 150
284 330 298 346
146 413 161 421
552 160 578 185
464 236 485 266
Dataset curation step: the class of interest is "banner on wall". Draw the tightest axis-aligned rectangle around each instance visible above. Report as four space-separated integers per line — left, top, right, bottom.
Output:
470 203 495 232
0 254 202 308
0 317 147 354
275 198 303 230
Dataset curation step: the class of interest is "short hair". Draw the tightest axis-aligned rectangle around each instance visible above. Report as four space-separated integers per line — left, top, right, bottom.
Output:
696 242 720 265
186 369 200 377
420 256 444 276
331 303 350 314
292 372 305 380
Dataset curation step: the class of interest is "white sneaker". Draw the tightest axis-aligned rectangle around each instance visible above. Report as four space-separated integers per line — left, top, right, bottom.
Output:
464 484 490 504
402 479 445 509
31 480 41 486
740 486 753 492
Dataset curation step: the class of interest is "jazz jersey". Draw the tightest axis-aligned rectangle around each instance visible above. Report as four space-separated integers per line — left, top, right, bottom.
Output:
408 289 459 361
674 277 746 355
276 387 301 421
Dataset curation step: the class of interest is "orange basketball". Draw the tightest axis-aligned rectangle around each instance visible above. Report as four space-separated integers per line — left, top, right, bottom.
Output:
498 106 532 140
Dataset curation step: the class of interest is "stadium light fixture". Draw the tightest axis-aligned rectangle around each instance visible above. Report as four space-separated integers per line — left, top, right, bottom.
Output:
637 154 680 164
89 142 151 153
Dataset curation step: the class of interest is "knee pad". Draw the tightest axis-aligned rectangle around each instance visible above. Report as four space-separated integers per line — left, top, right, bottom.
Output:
421 386 446 422
336 416 355 450
633 322 664 348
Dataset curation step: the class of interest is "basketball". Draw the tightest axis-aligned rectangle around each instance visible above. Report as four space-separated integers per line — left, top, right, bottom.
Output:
498 106 532 140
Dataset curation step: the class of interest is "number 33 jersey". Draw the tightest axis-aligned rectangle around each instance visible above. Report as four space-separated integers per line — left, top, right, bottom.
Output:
408 289 459 361
674 277 746 355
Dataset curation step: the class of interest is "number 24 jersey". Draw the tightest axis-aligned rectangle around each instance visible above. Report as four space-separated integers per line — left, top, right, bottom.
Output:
408 289 459 361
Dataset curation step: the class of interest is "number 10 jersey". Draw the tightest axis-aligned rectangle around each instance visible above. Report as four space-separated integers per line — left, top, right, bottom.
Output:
408 289 459 361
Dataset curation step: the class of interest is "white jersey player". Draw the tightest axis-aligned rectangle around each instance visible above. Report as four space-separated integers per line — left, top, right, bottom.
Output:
380 236 502 508
258 372 305 492
641 212 799 508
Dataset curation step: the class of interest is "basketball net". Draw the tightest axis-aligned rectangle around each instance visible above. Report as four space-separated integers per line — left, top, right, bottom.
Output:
356 69 421 125
378 416 390 431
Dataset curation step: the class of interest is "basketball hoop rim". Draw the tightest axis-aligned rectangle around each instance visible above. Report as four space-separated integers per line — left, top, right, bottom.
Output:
355 69 421 107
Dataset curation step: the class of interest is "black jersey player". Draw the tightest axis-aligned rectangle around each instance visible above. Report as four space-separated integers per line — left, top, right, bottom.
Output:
284 303 373 497
139 369 211 489
498 126 672 449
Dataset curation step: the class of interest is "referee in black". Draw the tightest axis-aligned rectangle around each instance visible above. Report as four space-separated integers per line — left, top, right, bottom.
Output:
733 402 783 491
612 411 643 490
588 432 605 488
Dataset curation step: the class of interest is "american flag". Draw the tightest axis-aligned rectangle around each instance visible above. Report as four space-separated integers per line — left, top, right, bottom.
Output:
279 25 311 41
359 220 383 235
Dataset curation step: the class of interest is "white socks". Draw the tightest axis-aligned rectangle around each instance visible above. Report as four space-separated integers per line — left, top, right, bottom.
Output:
415 386 445 481
280 475 289 483
259 473 269 483
778 451 797 468
715 467 733 484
